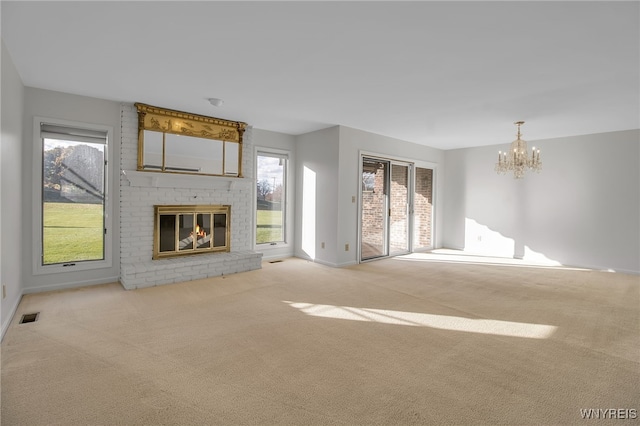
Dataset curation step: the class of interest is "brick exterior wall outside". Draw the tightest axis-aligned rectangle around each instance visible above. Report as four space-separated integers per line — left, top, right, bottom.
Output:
414 167 433 248
390 164 408 252
361 162 386 256
119 104 261 289
362 162 433 257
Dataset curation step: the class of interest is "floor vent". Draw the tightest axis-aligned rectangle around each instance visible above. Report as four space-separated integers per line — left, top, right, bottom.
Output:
20 313 40 324
269 260 283 264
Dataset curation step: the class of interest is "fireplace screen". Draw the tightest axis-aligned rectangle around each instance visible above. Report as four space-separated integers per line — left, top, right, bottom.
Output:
154 205 230 259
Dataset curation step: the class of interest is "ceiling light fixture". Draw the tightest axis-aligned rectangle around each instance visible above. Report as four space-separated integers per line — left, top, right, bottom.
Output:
495 121 542 179
207 98 224 107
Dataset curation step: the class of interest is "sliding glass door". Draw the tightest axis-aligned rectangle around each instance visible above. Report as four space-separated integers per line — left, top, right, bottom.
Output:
360 156 434 262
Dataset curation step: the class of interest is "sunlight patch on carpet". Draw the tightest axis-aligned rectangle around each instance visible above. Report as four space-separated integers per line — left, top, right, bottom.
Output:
394 251 593 271
284 301 557 339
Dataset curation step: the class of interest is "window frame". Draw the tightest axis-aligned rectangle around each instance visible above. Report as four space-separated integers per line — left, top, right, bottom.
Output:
32 116 113 275
255 148 290 248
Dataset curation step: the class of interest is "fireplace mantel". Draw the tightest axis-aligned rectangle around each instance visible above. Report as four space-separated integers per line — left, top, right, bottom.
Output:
121 169 253 190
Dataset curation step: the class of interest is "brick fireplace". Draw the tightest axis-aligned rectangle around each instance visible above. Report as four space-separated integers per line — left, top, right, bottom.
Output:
119 104 262 289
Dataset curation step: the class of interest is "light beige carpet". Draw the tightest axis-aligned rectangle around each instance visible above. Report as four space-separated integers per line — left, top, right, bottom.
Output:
2 255 639 425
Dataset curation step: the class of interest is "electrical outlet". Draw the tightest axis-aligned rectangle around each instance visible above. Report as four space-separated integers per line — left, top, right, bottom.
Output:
352 196 356 203
321 242 325 249
477 236 482 242
345 243 349 251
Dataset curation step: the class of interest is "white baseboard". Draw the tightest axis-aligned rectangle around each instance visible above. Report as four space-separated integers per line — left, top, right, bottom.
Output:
291 253 337 267
293 252 312 261
311 258 338 268
22 276 121 294
1 292 23 342
260 251 294 262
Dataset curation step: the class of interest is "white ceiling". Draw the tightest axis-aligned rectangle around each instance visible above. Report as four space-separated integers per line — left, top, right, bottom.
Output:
2 1 638 149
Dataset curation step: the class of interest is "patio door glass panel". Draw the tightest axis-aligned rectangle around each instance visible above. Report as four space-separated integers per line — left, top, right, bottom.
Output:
360 158 388 260
413 167 434 251
389 163 409 254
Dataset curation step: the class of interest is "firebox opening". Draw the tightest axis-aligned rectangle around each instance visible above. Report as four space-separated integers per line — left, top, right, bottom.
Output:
154 205 230 259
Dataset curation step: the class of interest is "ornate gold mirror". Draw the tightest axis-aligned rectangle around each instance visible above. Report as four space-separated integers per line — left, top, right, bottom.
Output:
135 103 246 177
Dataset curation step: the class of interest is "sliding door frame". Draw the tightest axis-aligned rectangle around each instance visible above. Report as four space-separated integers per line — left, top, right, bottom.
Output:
357 151 437 263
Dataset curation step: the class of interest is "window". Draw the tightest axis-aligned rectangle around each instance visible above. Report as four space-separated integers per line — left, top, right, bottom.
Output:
256 152 287 245
34 118 112 273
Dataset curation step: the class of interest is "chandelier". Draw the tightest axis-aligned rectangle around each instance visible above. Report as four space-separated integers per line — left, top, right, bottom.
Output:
495 121 541 179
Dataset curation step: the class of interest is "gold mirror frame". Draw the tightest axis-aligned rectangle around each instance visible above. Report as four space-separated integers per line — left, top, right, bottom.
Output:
135 103 247 177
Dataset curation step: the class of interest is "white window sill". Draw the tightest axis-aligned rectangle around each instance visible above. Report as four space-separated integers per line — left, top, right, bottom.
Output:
33 258 113 276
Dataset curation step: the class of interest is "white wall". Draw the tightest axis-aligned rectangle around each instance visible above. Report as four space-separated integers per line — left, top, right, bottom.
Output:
22 88 122 292
294 126 340 265
1 40 24 337
443 146 517 255
444 129 640 274
337 126 446 266
253 128 296 260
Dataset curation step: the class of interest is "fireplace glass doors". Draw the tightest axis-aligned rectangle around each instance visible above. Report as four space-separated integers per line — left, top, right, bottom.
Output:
154 205 230 259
